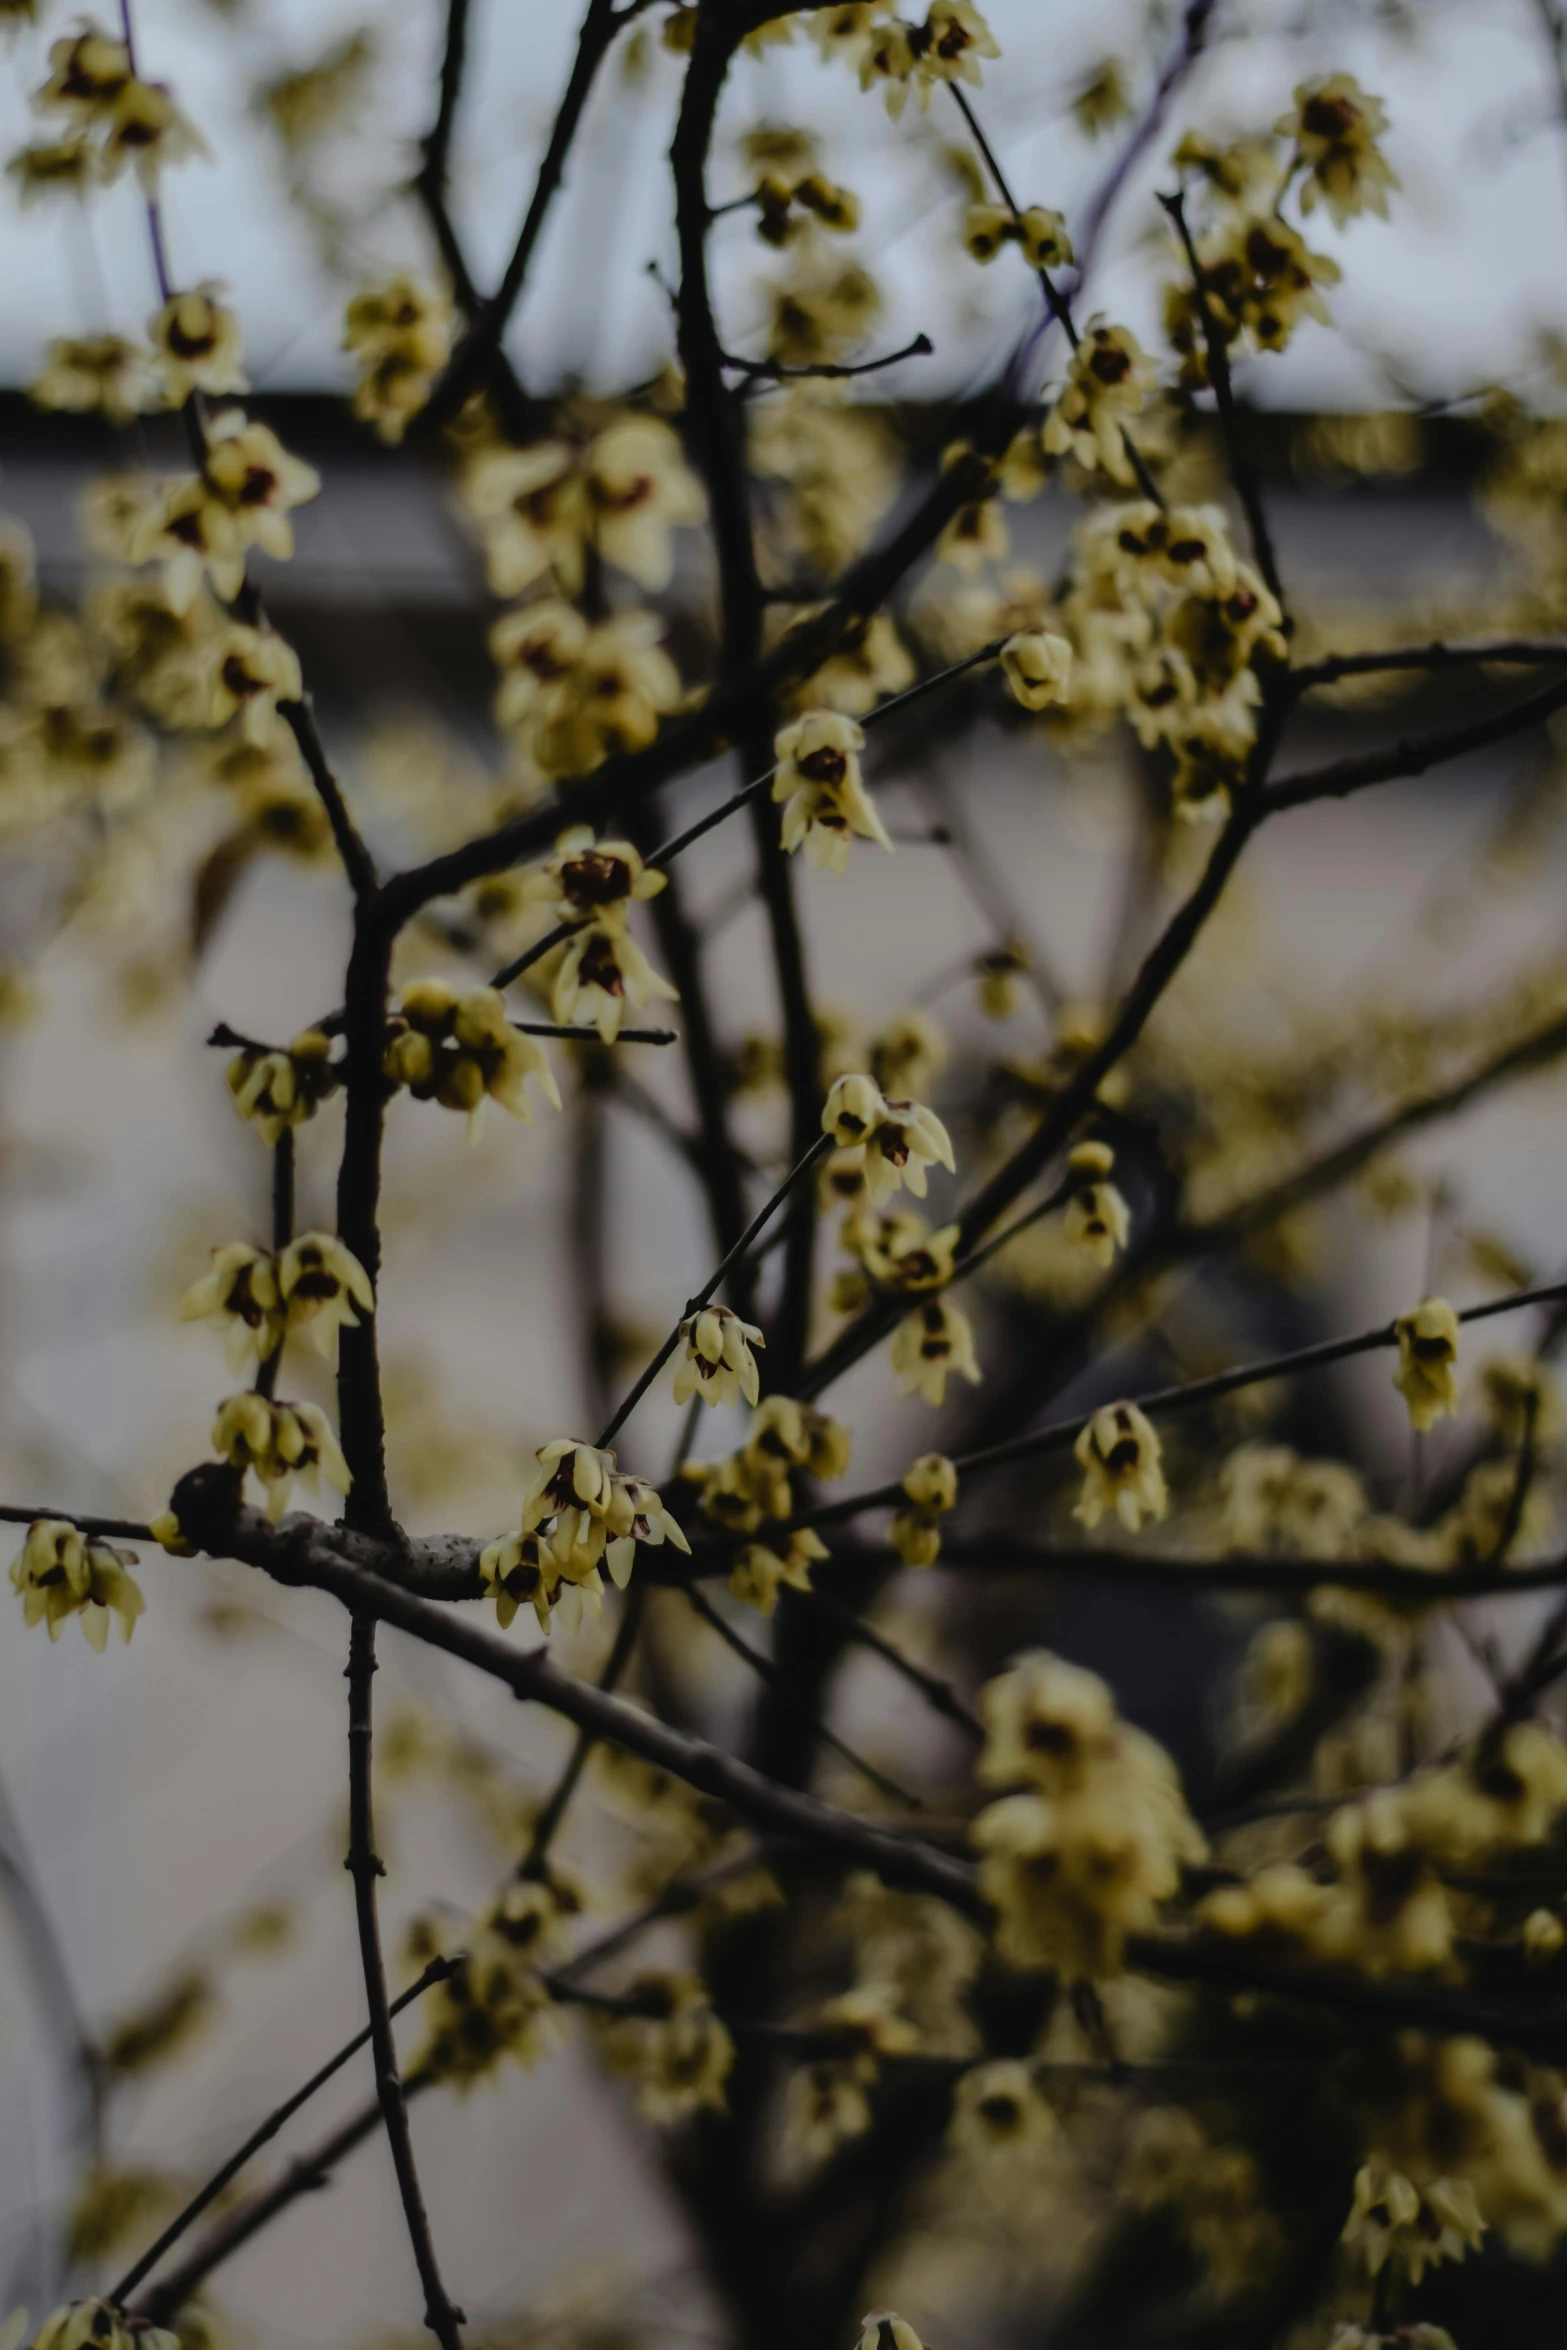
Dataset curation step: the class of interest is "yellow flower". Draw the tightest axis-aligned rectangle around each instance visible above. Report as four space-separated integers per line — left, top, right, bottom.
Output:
596 1971 734 2122
772 709 891 872
150 286 247 404
936 492 1008 575
1042 323 1156 485
813 3 882 64
344 274 453 370
78 489 154 585
134 475 247 608
201 411 320 561
800 610 915 716
1072 57 1132 138
1166 704 1255 821
464 442 586 596
862 1096 956 1208
978 1651 1118 1791
276 1231 374 1358
489 602 589 732
963 203 1071 269
1000 629 1072 710
479 1528 599 1636
584 415 706 592
97 77 208 191
7 139 94 202
208 623 302 742
180 1241 283 1368
748 1393 852 1482
226 1029 338 1147
344 274 454 443
525 613 683 780
383 981 561 1133
31 335 156 425
211 1393 351 1519
1073 1401 1167 1532
1281 74 1398 229
89 572 217 723
673 1305 765 1410
784 2057 873 2165
1064 1178 1129 1269
869 1008 946 1099
9 1520 145 1649
907 1 998 105
1167 216 1339 380
948 2058 1054 2156
889 1297 981 1406
1524 1908 1565 1964
34 2307 178 2350
1393 1297 1460 1433
520 822 667 928
822 1070 888 1146
518 1437 687 1592
851 1208 960 1292
415 1921 557 2084
1342 2160 1484 2285
35 27 132 120
890 1451 957 1565
550 920 678 1045
755 168 860 245
972 1776 1193 1978
728 1528 827 1615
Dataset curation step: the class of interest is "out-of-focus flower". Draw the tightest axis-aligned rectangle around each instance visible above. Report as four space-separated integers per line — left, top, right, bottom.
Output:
595 1971 735 2121
1393 1298 1461 1432
947 2057 1055 2156
1000 629 1073 710
32 335 156 424
728 1528 828 1615
890 1452 957 1565
1073 1401 1167 1532
97 76 208 191
1280 74 1397 228
1042 323 1156 485
1072 56 1132 138
150 286 247 404
8 138 95 202
1342 2160 1485 2284
963 202 1071 270
344 275 454 444
889 1296 981 1405
208 624 302 741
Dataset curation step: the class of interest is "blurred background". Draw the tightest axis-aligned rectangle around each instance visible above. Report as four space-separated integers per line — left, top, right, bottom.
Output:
5 1 1567 2346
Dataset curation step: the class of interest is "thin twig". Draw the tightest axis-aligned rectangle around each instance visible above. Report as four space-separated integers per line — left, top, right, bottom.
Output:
110 1953 457 2304
948 83 1163 508
1159 185 1285 613
719 332 933 381
800 1276 1567 1528
345 1618 466 2350
683 1585 922 1809
593 1133 832 1448
519 1587 645 1876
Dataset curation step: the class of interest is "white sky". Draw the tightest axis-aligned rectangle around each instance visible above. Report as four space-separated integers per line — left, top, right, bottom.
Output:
0 0 1564 408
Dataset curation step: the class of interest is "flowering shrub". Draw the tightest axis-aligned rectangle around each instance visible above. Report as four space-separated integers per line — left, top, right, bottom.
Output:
7 4 1567 2349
